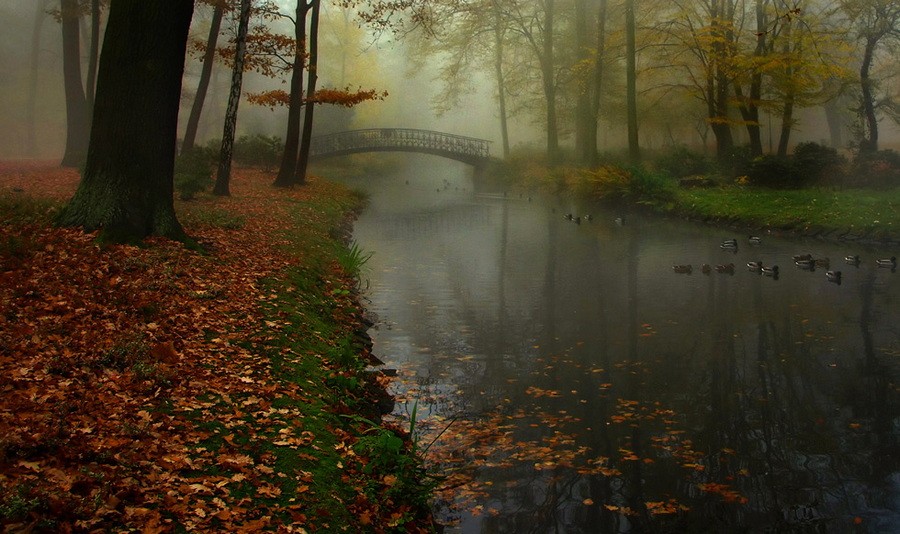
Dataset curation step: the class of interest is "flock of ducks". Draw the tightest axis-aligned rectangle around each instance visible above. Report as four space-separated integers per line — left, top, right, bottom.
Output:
672 235 897 285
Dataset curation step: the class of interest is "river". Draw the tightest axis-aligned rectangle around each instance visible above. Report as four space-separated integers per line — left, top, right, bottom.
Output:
341 156 899 533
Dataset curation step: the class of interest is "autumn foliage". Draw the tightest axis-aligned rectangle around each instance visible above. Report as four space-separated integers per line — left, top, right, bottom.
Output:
246 87 388 110
0 163 434 532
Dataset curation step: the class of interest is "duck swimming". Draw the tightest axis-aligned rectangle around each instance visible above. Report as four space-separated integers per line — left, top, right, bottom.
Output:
748 235 762 245
793 254 813 262
701 263 711 274
715 263 735 273
761 265 779 277
673 264 693 274
747 261 763 272
814 257 830 268
794 259 816 271
876 256 897 268
826 270 842 283
844 255 861 266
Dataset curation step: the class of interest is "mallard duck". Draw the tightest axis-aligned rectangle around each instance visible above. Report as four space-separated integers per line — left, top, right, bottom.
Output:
793 253 813 262
673 264 693 274
584 214 593 222
747 261 763 272
814 257 830 268
826 270 842 282
749 235 762 245
844 255 861 265
614 216 625 226
720 241 739 250
701 263 711 274
794 259 816 270
761 265 779 276
715 263 735 273
876 256 897 268
565 213 573 220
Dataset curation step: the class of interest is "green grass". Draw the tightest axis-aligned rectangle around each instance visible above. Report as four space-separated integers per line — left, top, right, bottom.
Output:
0 191 60 226
672 186 900 237
178 204 246 230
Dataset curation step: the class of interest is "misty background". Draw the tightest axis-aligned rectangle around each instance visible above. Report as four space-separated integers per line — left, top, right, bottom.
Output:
0 0 898 162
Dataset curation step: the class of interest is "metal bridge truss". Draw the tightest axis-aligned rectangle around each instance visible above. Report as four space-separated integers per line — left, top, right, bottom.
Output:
309 128 492 167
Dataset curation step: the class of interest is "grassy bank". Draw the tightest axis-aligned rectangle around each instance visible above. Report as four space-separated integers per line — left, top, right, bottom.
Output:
0 164 435 532
497 155 900 244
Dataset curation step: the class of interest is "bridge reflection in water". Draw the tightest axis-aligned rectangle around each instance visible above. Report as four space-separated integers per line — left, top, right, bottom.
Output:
309 128 492 167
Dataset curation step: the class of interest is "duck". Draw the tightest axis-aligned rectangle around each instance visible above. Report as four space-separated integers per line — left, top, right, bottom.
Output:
565 213 573 220
584 214 593 222
748 235 762 245
715 263 735 273
814 257 830 268
761 265 779 276
747 261 763 272
720 240 739 250
792 253 813 262
844 255 861 266
673 264 693 274
614 216 625 226
701 263 712 274
876 256 897 268
826 270 842 283
794 259 816 271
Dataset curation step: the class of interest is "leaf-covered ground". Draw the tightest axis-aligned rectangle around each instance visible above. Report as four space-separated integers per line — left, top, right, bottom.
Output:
0 162 435 533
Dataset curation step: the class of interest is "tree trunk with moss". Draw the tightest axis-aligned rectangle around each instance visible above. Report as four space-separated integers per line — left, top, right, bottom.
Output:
59 0 194 242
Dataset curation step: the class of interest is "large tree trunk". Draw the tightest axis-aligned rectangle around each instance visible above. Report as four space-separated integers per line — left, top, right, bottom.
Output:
214 0 253 196
59 0 194 242
60 0 90 168
542 0 560 166
574 0 592 165
858 36 878 153
182 3 224 154
625 0 640 163
295 0 321 186
588 0 608 167
85 0 101 108
274 1 310 187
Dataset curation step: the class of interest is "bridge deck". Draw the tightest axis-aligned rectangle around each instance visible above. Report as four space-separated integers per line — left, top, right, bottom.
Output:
309 128 491 166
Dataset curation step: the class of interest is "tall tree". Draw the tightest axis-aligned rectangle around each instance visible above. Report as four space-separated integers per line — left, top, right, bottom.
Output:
274 1 312 187
841 0 900 153
26 1 51 158
182 0 226 154
214 0 253 196
625 0 640 162
60 0 90 167
295 0 321 185
85 0 102 108
59 0 195 242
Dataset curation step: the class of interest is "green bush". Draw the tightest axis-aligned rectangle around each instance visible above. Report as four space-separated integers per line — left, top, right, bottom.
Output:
174 148 213 200
234 134 283 171
626 166 677 207
656 145 712 178
793 142 847 186
745 155 799 188
850 149 900 189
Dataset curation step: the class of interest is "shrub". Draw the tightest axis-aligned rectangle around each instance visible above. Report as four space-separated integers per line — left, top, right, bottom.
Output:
233 134 282 171
656 145 712 178
174 148 213 200
626 166 677 207
849 149 900 189
793 142 847 186
744 155 799 188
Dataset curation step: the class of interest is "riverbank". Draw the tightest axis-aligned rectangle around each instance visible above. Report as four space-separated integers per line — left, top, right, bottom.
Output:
0 163 436 532
495 158 900 247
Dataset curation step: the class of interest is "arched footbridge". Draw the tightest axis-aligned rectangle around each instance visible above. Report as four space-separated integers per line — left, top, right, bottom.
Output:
309 128 492 167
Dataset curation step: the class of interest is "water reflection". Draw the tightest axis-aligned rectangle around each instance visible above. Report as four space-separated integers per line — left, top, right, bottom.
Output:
343 156 899 532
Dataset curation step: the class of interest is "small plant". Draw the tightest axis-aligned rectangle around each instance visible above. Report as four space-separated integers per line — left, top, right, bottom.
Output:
174 148 213 200
656 145 712 178
337 241 373 280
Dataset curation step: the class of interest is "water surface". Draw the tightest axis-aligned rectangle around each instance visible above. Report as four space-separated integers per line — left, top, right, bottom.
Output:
343 156 899 533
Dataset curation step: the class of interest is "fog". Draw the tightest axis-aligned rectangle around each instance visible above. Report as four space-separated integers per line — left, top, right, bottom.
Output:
0 1 898 162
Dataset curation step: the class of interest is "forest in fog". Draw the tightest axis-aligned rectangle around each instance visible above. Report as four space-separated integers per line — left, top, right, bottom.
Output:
0 0 898 166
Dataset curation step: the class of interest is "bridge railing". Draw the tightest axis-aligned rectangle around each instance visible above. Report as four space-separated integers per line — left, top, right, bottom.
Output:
310 128 491 160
